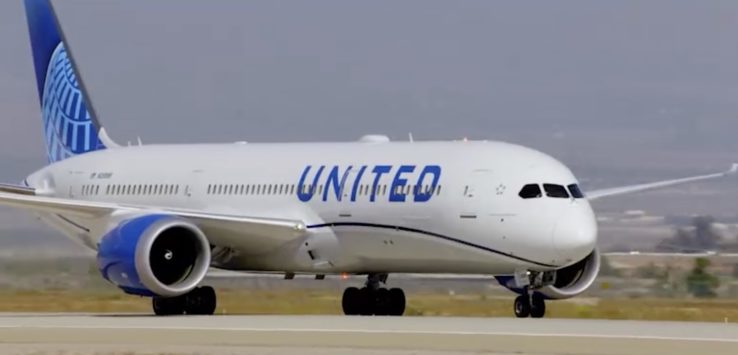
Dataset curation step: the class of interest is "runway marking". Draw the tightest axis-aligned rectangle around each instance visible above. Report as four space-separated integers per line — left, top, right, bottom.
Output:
1 325 736 344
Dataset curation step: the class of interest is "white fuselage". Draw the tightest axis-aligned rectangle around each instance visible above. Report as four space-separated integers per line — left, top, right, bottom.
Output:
25 140 597 276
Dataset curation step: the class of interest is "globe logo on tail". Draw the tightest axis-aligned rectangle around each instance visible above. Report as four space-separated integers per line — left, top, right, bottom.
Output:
41 43 102 163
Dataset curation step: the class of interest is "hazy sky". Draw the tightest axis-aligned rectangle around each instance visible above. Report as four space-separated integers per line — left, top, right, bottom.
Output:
0 0 737 250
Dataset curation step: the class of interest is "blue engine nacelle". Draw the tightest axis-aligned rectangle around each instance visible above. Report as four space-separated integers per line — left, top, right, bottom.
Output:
97 214 211 297
496 249 600 300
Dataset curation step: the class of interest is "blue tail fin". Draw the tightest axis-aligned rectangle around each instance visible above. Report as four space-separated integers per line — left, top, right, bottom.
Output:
24 0 105 163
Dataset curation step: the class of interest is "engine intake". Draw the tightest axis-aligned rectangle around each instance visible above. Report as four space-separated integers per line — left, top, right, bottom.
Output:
537 249 600 299
97 214 211 297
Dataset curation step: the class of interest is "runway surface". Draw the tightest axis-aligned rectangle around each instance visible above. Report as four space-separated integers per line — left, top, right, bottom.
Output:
0 314 737 354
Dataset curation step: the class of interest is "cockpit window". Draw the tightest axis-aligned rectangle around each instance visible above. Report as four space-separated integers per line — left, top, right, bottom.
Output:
567 184 585 199
518 184 542 199
543 184 569 198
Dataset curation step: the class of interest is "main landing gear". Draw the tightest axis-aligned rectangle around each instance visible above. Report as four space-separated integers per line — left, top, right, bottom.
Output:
342 274 406 316
514 291 546 318
152 286 217 316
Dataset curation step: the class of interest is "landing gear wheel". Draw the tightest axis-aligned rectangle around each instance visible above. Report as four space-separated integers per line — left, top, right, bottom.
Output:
358 287 375 316
153 286 217 316
388 288 406 316
152 296 185 316
374 288 391 316
530 293 546 318
342 274 406 316
185 286 217 315
514 295 531 318
191 286 217 315
342 287 361 315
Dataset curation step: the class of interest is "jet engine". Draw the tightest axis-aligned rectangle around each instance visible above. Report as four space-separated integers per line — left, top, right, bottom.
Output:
536 249 600 299
96 214 211 297
496 249 600 300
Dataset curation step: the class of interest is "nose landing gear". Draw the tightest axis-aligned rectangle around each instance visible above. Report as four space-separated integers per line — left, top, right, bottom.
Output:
514 291 546 318
342 274 406 316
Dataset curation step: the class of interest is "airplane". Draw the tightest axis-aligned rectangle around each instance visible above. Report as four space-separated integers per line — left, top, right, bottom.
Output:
2 0 735 318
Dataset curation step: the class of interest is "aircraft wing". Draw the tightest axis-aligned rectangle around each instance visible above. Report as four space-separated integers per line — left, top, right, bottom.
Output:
0 183 35 196
0 191 307 248
586 163 737 201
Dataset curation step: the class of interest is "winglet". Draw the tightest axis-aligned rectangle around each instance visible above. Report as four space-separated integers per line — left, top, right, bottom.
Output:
727 163 738 175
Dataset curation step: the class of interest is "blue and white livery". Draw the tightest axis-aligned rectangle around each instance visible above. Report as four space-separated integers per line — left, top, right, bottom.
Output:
25 0 104 163
1 0 734 318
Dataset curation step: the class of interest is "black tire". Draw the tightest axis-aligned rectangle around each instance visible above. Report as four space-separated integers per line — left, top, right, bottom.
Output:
514 295 530 318
374 288 391 316
342 287 361 315
530 293 546 318
198 286 217 315
152 297 170 316
184 287 202 315
358 287 375 316
184 287 217 315
388 288 406 316
153 296 184 316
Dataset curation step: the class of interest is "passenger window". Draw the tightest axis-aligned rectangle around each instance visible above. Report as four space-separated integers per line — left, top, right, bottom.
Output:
568 184 585 199
518 184 542 199
543 184 570 198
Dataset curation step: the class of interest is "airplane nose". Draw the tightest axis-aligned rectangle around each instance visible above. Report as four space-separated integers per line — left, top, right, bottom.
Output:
552 203 598 264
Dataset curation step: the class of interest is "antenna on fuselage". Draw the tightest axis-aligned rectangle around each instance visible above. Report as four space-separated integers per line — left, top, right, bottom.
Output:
408 132 414 143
